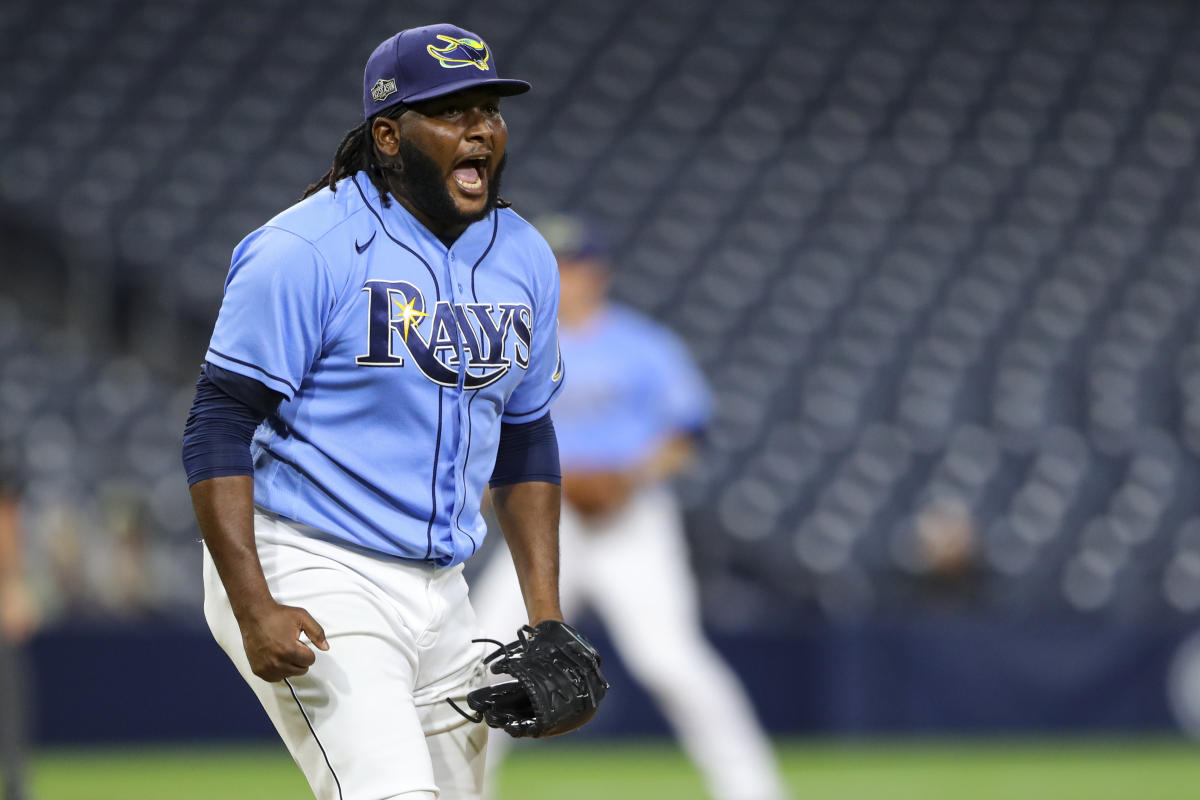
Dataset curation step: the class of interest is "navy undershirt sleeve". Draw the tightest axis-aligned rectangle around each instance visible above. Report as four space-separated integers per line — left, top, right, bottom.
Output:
202 362 285 417
180 365 284 486
489 413 562 488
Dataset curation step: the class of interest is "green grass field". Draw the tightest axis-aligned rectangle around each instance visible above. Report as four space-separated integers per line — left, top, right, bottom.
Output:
18 737 1200 800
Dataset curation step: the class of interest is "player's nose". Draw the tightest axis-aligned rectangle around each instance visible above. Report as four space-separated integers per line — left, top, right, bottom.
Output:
463 109 494 143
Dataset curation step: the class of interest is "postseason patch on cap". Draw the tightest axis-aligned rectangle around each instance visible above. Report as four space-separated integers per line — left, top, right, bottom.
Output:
362 24 529 118
426 34 491 71
371 77 398 103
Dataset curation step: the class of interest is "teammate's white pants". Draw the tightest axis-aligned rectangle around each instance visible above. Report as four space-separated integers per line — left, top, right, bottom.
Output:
470 486 787 800
204 510 490 800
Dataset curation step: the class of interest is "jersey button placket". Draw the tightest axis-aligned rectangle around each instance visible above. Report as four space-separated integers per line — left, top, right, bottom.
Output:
446 250 470 548
450 252 466 293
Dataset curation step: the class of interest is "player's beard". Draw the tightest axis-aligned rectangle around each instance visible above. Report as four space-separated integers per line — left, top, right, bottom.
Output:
388 139 506 231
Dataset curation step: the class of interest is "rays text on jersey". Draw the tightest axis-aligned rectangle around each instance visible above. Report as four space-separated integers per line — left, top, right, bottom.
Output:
356 279 531 389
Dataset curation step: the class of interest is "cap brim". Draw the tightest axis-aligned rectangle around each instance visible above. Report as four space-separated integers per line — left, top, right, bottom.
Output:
403 77 531 104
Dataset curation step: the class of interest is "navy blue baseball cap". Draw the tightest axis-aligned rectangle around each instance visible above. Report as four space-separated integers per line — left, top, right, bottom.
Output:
363 23 531 119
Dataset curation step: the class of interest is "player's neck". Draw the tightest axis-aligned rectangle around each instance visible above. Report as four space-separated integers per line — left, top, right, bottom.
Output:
390 193 469 246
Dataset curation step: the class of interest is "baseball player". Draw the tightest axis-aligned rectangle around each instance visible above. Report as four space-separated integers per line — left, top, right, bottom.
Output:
181 24 603 800
471 215 788 800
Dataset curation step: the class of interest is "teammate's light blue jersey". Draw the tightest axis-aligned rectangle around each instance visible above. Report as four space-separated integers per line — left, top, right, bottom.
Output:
552 304 710 472
206 173 564 566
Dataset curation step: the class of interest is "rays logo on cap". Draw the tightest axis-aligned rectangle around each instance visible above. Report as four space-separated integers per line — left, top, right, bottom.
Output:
371 78 398 103
426 34 491 71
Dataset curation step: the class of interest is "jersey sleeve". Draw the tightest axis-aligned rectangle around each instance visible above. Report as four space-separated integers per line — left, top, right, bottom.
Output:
204 226 335 400
650 328 713 434
502 243 565 424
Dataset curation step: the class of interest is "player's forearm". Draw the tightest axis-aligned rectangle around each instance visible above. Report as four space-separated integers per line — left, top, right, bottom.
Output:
641 434 696 483
189 475 274 621
490 481 563 626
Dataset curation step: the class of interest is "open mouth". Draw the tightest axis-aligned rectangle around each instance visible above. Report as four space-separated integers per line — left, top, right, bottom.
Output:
452 155 489 196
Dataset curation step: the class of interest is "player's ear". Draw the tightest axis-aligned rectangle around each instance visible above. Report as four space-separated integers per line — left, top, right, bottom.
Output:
372 117 401 158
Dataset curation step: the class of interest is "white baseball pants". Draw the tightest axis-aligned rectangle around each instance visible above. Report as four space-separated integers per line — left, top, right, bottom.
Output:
204 510 490 800
470 485 788 800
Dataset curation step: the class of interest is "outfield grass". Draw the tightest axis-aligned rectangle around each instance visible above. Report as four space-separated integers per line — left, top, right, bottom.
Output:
18 737 1200 800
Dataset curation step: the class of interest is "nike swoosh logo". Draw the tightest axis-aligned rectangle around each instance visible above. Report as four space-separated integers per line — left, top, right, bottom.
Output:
355 231 377 254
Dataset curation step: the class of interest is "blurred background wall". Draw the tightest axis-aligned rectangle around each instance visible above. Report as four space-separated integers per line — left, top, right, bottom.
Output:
4 0 1200 742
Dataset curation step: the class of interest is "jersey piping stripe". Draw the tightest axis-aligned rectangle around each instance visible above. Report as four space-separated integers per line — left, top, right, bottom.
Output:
455 390 479 557
351 174 446 559
424 387 443 560
206 348 299 394
453 213 500 551
284 677 344 800
350 176 441 299
503 365 566 422
470 212 499 299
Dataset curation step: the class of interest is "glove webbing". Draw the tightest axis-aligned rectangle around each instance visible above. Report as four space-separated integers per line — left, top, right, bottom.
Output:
446 631 532 724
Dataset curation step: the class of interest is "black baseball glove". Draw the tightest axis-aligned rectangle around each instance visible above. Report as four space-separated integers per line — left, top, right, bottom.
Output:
449 620 608 738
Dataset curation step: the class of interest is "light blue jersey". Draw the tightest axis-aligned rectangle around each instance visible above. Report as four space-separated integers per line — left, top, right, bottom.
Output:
552 304 710 472
206 173 564 566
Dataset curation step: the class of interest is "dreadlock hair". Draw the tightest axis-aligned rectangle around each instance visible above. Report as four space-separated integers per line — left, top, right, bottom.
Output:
302 104 512 210
302 104 407 206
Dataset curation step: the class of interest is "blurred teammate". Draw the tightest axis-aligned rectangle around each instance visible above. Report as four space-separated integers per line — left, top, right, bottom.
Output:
0 446 34 800
182 24 591 799
472 215 788 800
